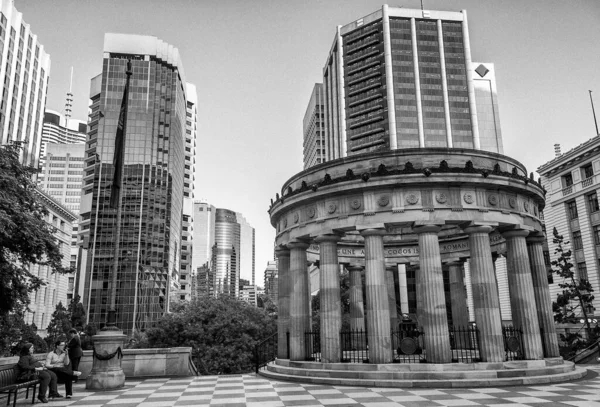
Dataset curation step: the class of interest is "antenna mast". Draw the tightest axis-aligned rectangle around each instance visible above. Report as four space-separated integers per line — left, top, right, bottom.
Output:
590 90 599 137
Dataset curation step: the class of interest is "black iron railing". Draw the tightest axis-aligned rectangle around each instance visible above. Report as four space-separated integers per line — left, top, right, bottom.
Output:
392 325 426 363
254 333 278 373
449 325 481 363
502 326 524 361
305 331 321 361
340 328 368 363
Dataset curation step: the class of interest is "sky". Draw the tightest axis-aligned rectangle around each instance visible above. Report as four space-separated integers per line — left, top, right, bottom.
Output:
15 0 600 284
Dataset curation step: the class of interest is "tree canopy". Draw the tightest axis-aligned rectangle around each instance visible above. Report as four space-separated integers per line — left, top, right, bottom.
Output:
143 295 276 374
0 142 71 316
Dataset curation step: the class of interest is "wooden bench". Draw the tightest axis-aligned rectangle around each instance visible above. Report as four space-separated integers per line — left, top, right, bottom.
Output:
0 365 40 406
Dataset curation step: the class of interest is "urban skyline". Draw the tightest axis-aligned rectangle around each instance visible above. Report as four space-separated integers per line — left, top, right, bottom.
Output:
11 0 600 285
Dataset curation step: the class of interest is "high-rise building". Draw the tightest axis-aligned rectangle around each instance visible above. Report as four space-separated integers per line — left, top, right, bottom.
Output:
79 33 190 334
538 137 600 317
214 208 240 298
236 212 256 285
0 0 51 169
264 260 278 305
39 110 87 167
316 5 503 165
303 83 326 169
176 83 198 303
192 201 216 275
25 188 76 335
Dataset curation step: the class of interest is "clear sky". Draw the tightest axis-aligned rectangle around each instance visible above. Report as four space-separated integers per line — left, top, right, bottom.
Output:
15 0 600 284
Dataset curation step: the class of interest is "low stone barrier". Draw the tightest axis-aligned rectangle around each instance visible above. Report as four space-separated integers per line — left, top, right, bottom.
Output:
0 347 197 379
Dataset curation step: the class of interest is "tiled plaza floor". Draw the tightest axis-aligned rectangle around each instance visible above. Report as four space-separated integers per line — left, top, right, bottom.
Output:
5 366 600 407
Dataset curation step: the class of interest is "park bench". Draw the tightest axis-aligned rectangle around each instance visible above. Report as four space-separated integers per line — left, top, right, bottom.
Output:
0 364 40 406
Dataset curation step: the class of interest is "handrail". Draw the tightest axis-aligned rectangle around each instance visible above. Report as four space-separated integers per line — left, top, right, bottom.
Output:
254 333 278 373
566 338 600 363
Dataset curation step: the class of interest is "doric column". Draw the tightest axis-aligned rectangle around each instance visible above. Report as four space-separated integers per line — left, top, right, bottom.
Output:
360 228 392 363
314 234 342 363
414 224 451 363
502 229 544 360
288 240 310 361
347 264 365 331
275 246 290 359
527 234 560 357
386 265 398 331
464 225 504 362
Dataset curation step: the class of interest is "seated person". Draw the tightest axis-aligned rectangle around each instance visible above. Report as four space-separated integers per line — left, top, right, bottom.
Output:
45 340 81 399
16 342 59 403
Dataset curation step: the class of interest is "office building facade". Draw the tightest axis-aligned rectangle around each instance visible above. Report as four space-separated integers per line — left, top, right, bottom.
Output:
237 212 256 285
79 34 189 334
264 260 278 305
213 208 240 298
319 5 503 163
538 137 600 316
39 110 87 167
192 201 216 276
0 0 51 169
303 83 326 169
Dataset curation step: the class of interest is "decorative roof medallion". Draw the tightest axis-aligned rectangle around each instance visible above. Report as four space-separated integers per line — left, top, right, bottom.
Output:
488 194 498 206
406 194 419 205
508 197 517 208
377 195 390 207
293 213 299 224
350 199 362 210
524 202 529 212
463 193 474 204
436 193 447 204
307 207 316 218
283 218 288 228
327 203 337 214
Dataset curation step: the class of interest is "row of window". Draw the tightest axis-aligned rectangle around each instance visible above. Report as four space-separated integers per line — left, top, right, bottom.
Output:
566 192 599 220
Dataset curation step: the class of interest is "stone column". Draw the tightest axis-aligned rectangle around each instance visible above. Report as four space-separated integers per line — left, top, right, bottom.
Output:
527 234 560 357
386 265 399 331
275 246 291 359
360 228 392 364
347 264 365 331
464 225 504 362
288 241 310 361
502 229 544 360
414 224 451 363
314 234 342 363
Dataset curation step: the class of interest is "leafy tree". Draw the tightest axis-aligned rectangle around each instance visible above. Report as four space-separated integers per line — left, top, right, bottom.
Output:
551 227 599 356
0 142 72 316
67 295 86 329
0 310 46 356
145 296 276 374
311 269 352 331
45 301 71 346
257 293 278 316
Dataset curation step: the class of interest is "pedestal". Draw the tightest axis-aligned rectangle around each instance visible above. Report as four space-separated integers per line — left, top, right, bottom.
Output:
86 330 126 390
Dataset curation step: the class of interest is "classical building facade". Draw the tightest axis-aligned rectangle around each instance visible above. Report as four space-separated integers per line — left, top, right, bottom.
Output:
78 34 189 334
538 137 600 316
0 0 51 169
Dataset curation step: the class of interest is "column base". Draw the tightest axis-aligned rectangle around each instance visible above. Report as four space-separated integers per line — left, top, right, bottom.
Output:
85 330 126 390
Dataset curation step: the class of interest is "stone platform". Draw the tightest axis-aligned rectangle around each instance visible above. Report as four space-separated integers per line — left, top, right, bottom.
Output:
260 358 587 388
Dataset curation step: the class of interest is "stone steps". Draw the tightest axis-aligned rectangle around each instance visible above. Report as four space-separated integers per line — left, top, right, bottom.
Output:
259 359 588 388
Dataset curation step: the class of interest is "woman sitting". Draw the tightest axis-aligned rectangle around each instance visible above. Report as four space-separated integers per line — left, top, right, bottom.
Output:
45 340 81 399
16 342 59 403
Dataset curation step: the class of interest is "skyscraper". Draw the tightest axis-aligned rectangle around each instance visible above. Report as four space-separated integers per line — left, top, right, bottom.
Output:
79 33 191 334
0 0 51 168
303 83 326 169
236 211 256 285
39 110 87 167
192 201 216 275
214 208 240 298
318 5 503 164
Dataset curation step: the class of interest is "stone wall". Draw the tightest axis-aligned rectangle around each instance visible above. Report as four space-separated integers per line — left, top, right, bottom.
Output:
0 347 197 378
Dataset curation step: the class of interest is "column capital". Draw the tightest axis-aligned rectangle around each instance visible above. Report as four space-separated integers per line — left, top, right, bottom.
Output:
359 228 387 237
313 233 342 244
463 225 493 235
385 264 397 271
346 263 364 272
526 232 546 245
412 224 442 234
501 229 530 240
287 240 310 250
275 245 290 258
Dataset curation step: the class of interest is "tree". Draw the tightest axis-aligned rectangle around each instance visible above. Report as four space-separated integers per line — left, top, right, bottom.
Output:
311 268 352 331
45 301 71 346
0 310 47 356
67 295 86 330
144 296 276 374
257 293 278 315
0 142 72 316
551 227 599 356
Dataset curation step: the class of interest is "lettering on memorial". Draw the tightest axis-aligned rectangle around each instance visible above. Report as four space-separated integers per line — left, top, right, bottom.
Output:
387 247 419 256
440 241 469 252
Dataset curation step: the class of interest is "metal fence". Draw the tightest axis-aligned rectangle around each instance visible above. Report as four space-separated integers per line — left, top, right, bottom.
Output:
254 333 278 373
449 325 481 363
340 328 369 363
502 325 524 361
305 331 321 361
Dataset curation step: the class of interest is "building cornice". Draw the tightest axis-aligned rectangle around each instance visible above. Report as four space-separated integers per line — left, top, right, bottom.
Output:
34 187 78 222
537 136 600 176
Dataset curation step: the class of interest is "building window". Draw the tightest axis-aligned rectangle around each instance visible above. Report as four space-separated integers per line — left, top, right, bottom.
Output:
582 164 594 180
588 192 599 213
577 262 588 281
572 231 583 251
543 250 551 266
594 225 600 245
562 173 573 188
567 200 578 220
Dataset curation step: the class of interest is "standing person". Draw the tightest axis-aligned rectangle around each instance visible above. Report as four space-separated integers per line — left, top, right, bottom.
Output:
16 343 58 403
67 328 83 375
45 340 81 399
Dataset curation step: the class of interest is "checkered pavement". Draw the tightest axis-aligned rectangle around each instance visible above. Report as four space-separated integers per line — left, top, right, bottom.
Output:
6 366 600 406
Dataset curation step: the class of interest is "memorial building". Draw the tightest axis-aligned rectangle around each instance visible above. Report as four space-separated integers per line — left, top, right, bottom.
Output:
263 5 584 387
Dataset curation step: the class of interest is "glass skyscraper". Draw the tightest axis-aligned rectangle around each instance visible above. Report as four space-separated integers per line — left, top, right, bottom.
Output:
79 34 191 334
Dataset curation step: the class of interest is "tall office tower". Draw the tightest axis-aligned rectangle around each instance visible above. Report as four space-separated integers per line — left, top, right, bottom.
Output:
25 189 76 335
192 201 216 275
176 83 198 302
264 261 278 305
303 83 327 169
37 142 85 299
236 212 256 285
0 0 51 168
320 5 503 162
39 110 87 166
213 208 241 298
79 34 189 334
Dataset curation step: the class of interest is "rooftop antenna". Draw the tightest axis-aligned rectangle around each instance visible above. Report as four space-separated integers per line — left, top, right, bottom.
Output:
590 90 599 137
65 67 73 123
